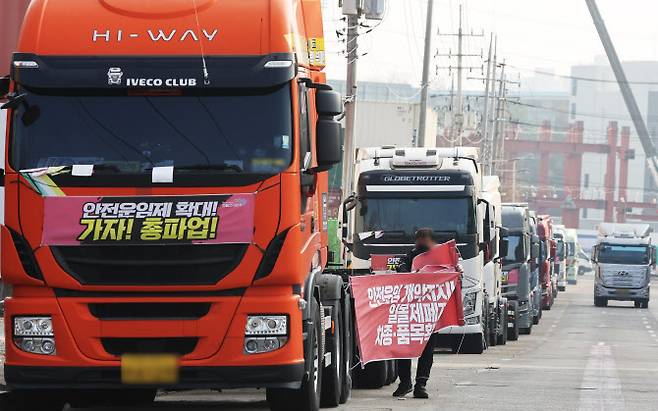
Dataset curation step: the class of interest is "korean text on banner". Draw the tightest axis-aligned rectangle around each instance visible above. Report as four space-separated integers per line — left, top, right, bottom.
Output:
350 272 463 365
42 194 255 246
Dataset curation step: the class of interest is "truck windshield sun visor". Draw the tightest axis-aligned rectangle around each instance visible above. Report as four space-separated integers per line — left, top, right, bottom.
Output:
11 53 296 90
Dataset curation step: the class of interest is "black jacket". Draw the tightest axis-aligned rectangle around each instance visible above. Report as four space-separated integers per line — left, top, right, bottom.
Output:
396 247 427 273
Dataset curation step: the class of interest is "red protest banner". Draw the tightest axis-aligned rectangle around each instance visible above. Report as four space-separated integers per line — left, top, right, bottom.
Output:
350 271 463 365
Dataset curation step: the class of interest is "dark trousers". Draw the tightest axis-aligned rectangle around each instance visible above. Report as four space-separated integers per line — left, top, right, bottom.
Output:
397 334 437 386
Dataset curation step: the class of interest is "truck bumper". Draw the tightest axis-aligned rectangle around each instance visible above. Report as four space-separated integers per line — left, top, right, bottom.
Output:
3 286 306 390
4 364 304 390
594 284 649 302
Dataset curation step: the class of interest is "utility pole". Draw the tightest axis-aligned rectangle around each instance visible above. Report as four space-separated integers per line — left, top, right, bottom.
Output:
491 62 506 175
417 0 435 148
341 11 360 202
455 5 464 144
480 35 493 172
486 37 498 174
585 0 658 186
436 6 484 146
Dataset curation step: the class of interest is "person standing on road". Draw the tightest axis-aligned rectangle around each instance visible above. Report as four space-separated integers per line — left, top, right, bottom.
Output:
393 228 437 399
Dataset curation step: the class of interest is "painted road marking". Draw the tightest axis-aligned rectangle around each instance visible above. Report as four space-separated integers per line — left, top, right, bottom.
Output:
578 342 624 411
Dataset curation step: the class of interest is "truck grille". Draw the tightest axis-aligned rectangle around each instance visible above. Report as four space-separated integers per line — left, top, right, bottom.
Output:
602 266 647 288
51 244 248 286
101 337 198 356
89 303 211 320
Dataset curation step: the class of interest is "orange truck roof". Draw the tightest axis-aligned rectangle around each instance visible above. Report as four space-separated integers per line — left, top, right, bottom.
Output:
18 0 326 70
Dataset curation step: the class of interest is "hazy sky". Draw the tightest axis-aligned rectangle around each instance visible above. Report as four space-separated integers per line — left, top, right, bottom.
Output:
322 0 658 90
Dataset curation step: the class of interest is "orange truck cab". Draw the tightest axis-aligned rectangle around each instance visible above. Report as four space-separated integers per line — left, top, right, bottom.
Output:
0 1 352 410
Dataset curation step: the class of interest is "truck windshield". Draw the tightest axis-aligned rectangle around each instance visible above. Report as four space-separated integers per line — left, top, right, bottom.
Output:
598 245 650 265
355 197 474 237
503 234 525 264
10 85 293 174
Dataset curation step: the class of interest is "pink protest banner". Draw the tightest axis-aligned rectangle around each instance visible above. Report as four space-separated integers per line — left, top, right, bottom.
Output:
42 194 255 246
370 254 404 273
350 270 463 365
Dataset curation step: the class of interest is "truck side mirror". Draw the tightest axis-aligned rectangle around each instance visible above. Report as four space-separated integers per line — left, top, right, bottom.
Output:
499 238 509 260
314 89 343 172
531 242 540 260
315 118 341 171
316 89 343 117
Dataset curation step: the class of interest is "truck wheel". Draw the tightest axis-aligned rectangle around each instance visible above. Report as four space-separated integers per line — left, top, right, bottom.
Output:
488 305 498 347
268 302 322 411
353 360 387 389
594 296 607 307
339 296 353 404
544 294 553 311
7 391 66 411
496 303 508 346
383 360 395 385
507 301 519 341
320 302 343 407
459 333 486 354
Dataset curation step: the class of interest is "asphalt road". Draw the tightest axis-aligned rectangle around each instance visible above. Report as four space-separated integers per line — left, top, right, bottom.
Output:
3 275 658 410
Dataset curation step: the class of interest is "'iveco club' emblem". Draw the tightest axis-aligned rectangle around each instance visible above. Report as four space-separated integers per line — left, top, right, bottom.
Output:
617 271 630 277
107 67 124 85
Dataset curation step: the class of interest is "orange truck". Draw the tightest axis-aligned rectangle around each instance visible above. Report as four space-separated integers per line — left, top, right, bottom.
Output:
0 1 353 410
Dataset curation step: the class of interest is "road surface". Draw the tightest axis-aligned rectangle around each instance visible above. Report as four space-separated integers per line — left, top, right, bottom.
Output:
2 275 658 410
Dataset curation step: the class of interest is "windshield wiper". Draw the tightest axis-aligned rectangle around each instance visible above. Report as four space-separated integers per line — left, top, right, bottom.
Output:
174 164 243 173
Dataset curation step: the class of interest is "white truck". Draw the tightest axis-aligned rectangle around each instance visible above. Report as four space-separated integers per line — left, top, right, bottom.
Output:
593 223 655 308
346 146 499 354
480 176 509 347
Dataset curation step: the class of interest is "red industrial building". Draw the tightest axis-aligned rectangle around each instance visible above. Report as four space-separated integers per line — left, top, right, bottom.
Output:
503 120 658 228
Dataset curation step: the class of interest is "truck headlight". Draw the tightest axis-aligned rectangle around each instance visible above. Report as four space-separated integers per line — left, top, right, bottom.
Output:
245 315 288 336
13 316 56 355
14 317 53 337
244 315 288 354
463 292 477 316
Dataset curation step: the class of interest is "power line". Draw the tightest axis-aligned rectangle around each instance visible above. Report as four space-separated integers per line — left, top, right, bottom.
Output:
507 99 632 121
507 63 658 86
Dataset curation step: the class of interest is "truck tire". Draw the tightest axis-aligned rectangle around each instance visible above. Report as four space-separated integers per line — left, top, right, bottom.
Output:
320 301 343 407
488 304 498 347
544 294 553 311
496 303 508 345
339 296 353 404
268 301 323 411
533 305 541 325
459 333 486 354
353 361 387 389
385 360 398 385
507 301 519 341
594 296 607 307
